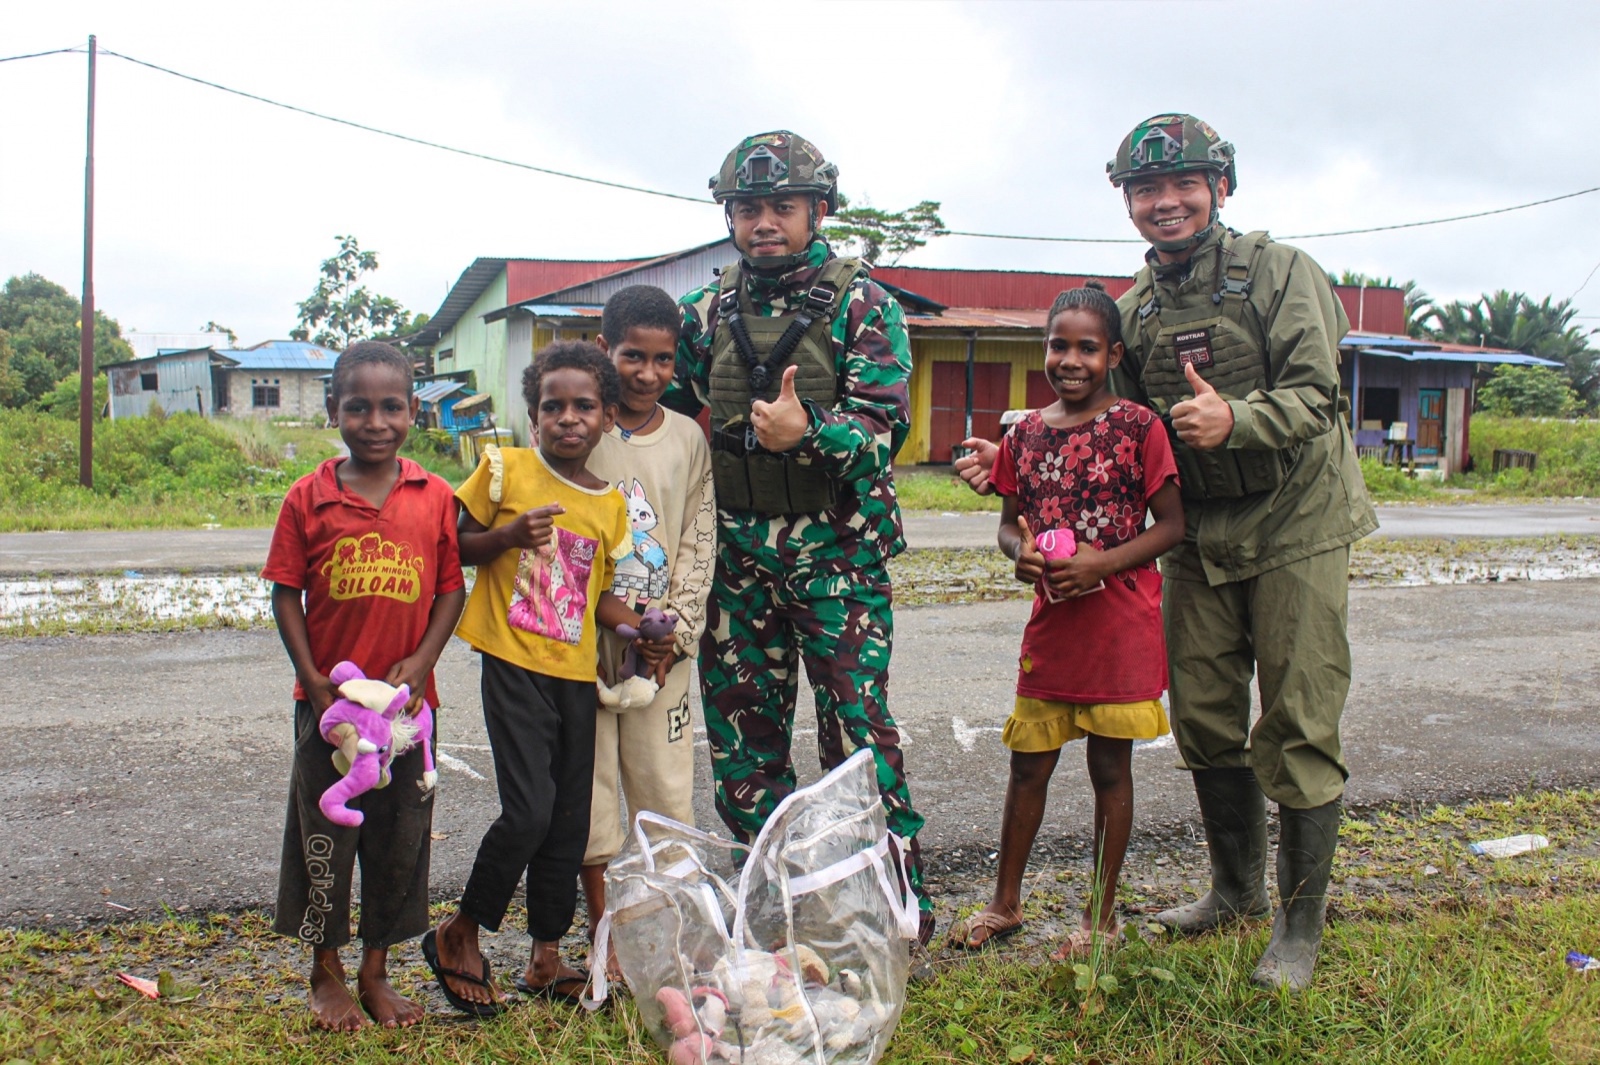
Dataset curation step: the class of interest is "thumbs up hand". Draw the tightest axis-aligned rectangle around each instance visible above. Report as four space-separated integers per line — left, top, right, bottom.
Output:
1169 361 1235 450
1011 514 1046 584
751 364 809 452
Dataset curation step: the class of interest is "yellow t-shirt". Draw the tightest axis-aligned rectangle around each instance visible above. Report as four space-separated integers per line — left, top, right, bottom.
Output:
454 447 631 682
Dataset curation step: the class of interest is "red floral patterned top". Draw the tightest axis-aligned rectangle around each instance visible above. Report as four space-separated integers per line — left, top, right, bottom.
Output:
991 402 1179 703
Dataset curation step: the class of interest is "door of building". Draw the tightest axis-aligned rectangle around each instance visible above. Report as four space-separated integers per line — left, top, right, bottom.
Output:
1417 388 1444 457
930 361 1010 462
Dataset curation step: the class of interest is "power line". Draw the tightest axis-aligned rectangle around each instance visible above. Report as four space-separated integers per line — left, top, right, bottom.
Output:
97 47 712 206
1570 257 1600 302
946 184 1600 244
1284 185 1600 239
9 43 1600 245
0 45 82 64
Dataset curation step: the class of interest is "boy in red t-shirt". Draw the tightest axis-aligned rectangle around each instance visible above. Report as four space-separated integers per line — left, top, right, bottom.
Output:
263 341 465 1031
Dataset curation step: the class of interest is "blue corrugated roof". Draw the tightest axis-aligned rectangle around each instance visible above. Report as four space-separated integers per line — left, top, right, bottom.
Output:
219 340 339 371
414 380 467 403
1357 348 1562 368
1342 331 1438 350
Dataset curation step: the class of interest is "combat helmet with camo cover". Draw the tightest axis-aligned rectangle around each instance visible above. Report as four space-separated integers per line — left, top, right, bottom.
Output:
1108 114 1237 253
711 130 839 270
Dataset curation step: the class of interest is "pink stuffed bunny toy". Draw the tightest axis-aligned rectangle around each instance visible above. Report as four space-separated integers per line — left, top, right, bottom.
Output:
317 661 437 828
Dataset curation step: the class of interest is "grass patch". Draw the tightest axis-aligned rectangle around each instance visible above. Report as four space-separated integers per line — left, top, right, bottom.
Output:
5 898 1597 1063
897 468 1003 513
9 790 1600 1062
1459 416 1600 499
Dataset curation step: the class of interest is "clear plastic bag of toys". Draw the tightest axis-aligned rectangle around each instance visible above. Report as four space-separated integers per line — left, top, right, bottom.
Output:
585 749 920 1065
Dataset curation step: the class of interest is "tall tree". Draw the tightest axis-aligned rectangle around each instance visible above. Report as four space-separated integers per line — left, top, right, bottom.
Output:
1330 271 1434 338
0 273 133 407
1421 290 1599 410
290 235 412 350
200 321 237 346
823 194 946 266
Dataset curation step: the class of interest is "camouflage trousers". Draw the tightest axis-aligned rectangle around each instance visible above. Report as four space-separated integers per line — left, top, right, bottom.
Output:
699 544 929 910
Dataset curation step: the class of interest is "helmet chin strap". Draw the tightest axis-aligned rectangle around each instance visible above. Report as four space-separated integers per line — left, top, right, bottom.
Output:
1127 171 1221 255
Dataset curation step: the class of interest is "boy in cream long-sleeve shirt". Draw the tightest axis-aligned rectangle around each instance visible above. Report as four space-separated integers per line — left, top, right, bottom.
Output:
578 285 716 978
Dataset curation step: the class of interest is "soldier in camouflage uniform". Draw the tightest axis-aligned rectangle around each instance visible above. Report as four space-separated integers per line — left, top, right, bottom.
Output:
960 115 1375 989
664 131 933 941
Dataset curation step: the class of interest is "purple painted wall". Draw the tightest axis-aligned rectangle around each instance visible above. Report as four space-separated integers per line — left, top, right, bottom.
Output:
1340 354 1476 453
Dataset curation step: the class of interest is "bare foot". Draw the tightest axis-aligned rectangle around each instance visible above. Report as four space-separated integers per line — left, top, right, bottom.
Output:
309 949 371 1032
436 912 501 1008
524 939 588 995
357 947 424 1029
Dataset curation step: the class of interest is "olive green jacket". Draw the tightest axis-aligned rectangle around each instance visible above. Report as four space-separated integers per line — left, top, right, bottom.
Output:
1114 228 1377 586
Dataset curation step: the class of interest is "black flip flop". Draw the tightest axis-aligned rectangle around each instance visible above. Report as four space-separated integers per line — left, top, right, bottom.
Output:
513 969 589 1006
421 928 504 1018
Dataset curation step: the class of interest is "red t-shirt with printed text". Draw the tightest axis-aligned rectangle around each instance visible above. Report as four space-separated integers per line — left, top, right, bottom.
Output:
262 457 464 705
992 402 1179 703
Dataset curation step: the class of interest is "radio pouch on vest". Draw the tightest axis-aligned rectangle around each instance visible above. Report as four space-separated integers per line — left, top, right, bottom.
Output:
1133 231 1295 502
707 258 862 515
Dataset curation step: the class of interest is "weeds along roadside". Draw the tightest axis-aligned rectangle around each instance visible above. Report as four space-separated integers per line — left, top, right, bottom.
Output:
6 788 1600 1063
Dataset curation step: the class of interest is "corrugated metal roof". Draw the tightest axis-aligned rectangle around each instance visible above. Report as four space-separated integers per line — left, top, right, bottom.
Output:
906 308 1047 331
414 380 467 403
411 257 508 345
219 340 339 371
1342 331 1437 350
874 266 1136 310
505 257 653 305
1358 348 1562 368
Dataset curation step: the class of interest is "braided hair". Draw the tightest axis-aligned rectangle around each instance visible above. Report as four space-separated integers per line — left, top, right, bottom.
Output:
1045 280 1122 347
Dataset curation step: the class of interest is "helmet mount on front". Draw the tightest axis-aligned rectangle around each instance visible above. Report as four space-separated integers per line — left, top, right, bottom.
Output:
711 131 839 271
1107 114 1237 254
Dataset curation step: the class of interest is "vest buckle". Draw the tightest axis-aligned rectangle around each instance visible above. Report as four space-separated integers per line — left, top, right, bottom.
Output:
744 424 760 452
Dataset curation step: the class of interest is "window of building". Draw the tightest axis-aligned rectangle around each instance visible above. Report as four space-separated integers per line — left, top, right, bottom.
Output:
139 372 158 392
1361 386 1400 428
437 348 454 362
252 378 281 409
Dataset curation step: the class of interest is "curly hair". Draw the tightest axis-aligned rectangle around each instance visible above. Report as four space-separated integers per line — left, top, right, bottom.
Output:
601 285 681 346
1046 280 1122 347
521 339 621 411
329 340 413 401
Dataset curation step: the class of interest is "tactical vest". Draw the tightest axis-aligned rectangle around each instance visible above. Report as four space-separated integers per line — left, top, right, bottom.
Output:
1132 230 1293 502
706 257 863 515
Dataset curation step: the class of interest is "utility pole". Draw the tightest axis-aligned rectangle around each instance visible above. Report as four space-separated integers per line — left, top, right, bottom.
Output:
78 34 97 487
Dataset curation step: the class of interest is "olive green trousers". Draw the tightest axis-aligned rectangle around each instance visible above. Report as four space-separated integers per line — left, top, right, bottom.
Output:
1164 547 1351 809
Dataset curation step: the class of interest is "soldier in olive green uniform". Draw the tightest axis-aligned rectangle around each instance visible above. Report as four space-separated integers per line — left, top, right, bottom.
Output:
960 115 1374 989
665 132 933 942
1114 115 1376 991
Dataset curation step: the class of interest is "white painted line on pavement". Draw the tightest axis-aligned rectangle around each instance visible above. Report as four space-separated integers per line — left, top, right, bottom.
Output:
436 749 486 780
952 716 1002 752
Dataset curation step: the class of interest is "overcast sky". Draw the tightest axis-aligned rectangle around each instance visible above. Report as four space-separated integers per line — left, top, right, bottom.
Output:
5 0 1599 346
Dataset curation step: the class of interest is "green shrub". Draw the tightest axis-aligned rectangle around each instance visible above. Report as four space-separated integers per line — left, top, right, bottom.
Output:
1477 366 1580 418
1465 415 1600 496
1357 457 1440 501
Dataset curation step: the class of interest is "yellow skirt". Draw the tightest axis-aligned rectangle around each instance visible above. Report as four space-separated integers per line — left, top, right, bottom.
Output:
1002 696 1170 753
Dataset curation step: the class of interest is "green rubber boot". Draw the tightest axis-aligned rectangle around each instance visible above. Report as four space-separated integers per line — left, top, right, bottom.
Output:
1156 768 1271 933
1252 800 1342 992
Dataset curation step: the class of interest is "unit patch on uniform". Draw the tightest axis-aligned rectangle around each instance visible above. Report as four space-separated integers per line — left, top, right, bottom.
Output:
1174 328 1215 371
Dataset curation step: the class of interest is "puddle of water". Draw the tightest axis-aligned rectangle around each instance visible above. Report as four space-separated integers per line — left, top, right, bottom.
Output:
1351 559 1600 587
0 574 272 631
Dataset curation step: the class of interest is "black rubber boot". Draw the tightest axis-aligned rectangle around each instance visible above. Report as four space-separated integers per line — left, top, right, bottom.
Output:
1252 799 1341 992
1156 768 1270 933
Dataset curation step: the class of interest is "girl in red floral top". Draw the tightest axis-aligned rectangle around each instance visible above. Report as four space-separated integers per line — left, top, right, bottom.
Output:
951 284 1184 959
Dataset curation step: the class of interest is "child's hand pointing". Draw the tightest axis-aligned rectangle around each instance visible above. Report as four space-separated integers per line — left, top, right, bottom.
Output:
750 365 809 452
1169 363 1234 450
501 503 565 551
